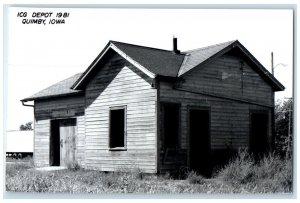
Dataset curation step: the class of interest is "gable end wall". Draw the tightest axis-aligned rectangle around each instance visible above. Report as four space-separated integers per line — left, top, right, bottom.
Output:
84 52 157 173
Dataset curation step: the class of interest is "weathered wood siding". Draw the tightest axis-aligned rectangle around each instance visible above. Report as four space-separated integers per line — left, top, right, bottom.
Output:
76 115 85 166
34 95 85 167
180 54 273 106
34 95 85 121
84 52 157 173
34 119 50 167
159 54 274 171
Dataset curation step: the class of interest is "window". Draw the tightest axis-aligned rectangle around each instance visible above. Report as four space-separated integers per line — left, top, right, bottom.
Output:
109 106 126 150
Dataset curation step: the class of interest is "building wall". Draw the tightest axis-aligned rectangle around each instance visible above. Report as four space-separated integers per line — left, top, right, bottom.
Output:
158 54 274 172
34 95 85 121
76 115 85 167
34 119 50 167
84 51 157 173
34 95 85 167
180 53 273 106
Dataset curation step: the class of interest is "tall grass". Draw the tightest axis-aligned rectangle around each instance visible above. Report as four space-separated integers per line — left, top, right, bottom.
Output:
214 148 292 193
6 150 292 193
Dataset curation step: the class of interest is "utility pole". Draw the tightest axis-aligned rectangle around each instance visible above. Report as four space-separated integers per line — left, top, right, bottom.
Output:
271 52 274 75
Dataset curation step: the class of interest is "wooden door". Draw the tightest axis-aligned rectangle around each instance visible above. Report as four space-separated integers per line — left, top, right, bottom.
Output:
59 119 76 166
189 109 211 176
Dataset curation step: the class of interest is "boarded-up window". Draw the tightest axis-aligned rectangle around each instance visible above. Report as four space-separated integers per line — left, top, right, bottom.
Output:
109 107 126 149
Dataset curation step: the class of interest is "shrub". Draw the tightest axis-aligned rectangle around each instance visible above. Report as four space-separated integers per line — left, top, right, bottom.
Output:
214 148 292 193
215 148 255 185
255 153 292 192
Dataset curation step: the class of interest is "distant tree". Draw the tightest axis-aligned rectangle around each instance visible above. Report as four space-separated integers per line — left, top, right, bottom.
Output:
275 98 293 157
19 121 33 131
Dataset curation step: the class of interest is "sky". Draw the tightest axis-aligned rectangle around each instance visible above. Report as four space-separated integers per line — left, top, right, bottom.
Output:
5 7 293 131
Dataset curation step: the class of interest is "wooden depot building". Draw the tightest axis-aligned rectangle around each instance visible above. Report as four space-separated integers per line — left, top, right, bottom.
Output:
22 38 284 175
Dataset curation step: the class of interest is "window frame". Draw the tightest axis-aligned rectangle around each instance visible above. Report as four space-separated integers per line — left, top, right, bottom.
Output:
108 105 127 151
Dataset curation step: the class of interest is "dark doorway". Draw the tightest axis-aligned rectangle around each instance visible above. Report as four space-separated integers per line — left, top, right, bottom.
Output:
250 112 269 157
189 108 211 177
109 107 126 149
50 120 60 166
50 118 76 166
163 104 180 148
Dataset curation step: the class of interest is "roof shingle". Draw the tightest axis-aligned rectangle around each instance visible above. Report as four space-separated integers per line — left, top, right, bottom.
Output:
178 40 236 76
22 73 82 101
22 39 284 101
111 41 185 77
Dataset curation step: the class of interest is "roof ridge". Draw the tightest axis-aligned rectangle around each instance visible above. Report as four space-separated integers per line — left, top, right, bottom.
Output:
185 40 237 53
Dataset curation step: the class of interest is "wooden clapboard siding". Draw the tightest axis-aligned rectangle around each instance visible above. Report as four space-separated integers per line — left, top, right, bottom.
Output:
181 54 273 106
158 54 274 171
34 117 84 167
34 119 50 167
76 115 85 167
34 94 85 167
35 95 85 121
179 54 273 150
160 81 273 150
85 52 157 173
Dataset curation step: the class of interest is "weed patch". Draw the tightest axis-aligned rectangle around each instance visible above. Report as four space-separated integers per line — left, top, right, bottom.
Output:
214 148 292 193
5 152 292 193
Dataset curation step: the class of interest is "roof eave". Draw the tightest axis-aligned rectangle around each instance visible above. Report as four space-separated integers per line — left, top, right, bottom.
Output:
235 42 285 92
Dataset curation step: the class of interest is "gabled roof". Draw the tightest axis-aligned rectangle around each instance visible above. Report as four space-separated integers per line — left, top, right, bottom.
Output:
22 73 83 102
22 39 285 101
178 40 236 76
180 40 285 91
111 41 186 77
71 41 186 89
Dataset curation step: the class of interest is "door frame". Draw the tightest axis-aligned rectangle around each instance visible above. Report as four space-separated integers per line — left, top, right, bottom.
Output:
49 117 77 166
50 119 60 166
187 105 211 169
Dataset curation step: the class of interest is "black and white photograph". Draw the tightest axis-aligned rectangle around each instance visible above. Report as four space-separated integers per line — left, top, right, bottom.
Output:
3 3 295 198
